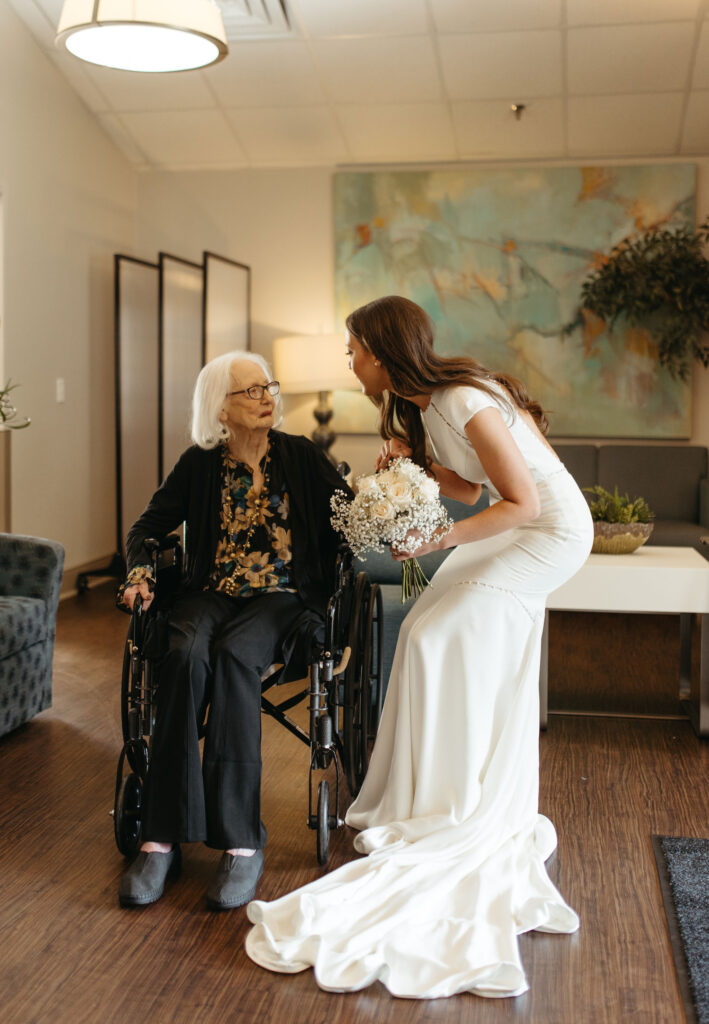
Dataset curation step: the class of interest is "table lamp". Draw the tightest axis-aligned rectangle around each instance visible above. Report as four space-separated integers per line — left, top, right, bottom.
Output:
273 334 356 461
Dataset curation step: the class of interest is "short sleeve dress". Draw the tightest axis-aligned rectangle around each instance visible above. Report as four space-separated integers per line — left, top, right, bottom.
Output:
245 383 593 999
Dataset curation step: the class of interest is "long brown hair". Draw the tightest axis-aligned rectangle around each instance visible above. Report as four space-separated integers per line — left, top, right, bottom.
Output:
345 295 549 469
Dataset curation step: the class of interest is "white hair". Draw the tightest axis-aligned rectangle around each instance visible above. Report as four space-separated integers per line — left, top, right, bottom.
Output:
190 350 283 450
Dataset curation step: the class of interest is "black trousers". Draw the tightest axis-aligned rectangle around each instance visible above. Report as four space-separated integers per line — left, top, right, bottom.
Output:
142 590 310 850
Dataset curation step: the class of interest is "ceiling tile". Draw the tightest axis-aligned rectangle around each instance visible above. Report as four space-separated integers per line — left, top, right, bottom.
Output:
567 0 700 27
309 35 442 103
430 0 561 33
119 110 248 168
225 106 348 164
80 65 216 112
567 93 683 155
680 91 709 151
32 0 65 27
692 22 709 89
290 0 429 36
337 103 457 161
439 31 562 100
8 0 56 47
452 98 564 158
8 0 708 170
568 24 694 94
204 40 326 106
96 113 151 166
48 52 111 112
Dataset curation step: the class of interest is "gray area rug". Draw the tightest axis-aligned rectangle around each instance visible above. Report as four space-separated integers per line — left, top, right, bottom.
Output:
652 836 709 1024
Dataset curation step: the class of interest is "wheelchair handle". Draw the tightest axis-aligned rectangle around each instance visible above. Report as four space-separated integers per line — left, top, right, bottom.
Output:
131 593 145 646
332 646 351 677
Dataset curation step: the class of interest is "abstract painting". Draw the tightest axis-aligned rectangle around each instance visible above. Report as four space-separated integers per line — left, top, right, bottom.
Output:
333 164 695 437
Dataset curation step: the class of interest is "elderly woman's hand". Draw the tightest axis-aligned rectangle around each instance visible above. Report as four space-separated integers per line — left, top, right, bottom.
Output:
375 438 412 471
122 581 154 612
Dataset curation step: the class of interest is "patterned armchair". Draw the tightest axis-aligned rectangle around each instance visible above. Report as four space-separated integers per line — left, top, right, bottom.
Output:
0 533 65 738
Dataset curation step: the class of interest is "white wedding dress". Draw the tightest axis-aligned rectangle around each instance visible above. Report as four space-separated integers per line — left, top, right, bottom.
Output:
245 384 593 999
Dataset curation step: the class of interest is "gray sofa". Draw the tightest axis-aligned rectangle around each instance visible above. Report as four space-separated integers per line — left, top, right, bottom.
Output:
0 533 65 738
552 443 709 548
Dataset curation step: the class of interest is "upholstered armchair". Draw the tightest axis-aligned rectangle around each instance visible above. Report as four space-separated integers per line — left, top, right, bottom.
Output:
0 533 65 738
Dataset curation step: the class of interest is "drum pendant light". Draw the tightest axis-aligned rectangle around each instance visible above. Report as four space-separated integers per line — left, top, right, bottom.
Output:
56 0 228 73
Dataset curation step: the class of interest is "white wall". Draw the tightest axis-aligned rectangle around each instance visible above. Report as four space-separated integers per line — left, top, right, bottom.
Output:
0 0 138 569
4 0 709 575
135 167 384 475
137 160 709 478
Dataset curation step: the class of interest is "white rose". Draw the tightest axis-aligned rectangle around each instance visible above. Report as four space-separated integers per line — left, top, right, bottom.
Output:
385 480 413 506
375 469 394 490
418 476 439 500
356 474 381 496
370 499 395 521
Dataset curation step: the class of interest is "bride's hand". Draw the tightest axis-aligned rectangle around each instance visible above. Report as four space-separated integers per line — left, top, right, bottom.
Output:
375 438 412 470
390 530 440 561
391 525 454 561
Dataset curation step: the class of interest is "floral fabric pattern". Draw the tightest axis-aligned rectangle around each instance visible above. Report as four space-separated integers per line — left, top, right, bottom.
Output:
116 564 155 609
210 445 295 598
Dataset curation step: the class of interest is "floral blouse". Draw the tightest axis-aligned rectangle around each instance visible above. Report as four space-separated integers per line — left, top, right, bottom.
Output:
209 444 295 598
118 441 295 604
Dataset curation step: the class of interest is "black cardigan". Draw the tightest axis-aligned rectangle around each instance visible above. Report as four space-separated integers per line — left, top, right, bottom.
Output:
125 431 352 615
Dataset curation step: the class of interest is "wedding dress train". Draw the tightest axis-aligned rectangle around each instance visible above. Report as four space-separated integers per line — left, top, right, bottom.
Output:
245 385 593 999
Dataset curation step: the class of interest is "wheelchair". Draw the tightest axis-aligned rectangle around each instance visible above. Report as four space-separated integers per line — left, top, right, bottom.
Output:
113 535 383 866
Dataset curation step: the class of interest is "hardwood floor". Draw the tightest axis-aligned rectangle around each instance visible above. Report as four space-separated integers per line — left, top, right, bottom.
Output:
1 584 707 1023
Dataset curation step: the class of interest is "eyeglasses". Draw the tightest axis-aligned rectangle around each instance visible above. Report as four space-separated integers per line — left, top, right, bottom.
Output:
227 381 280 401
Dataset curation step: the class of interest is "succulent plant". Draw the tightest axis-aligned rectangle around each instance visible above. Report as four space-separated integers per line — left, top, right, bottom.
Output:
584 485 654 524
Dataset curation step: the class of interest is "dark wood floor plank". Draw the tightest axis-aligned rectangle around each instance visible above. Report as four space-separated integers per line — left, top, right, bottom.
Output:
1 584 706 1023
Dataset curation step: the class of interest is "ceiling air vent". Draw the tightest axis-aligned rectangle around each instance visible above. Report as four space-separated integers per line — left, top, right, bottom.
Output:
215 0 292 39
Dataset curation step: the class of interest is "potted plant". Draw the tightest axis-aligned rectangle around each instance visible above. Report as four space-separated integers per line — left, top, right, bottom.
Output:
580 219 709 380
584 485 654 554
0 380 30 429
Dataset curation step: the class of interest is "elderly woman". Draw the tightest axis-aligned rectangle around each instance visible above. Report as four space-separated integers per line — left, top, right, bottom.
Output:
117 350 349 911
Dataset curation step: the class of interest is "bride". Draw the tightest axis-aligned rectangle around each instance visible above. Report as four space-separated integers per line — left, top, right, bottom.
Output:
245 295 593 999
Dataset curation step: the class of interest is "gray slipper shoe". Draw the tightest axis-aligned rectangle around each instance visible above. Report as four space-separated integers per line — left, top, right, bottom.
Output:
206 850 264 910
118 847 181 907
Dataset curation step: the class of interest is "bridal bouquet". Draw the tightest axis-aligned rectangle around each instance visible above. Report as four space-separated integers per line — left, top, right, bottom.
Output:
330 457 454 602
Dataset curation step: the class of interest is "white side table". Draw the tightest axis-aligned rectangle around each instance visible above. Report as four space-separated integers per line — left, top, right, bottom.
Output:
542 546 709 736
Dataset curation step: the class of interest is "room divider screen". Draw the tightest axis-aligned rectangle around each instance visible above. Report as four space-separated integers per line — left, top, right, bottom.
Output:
203 252 251 361
159 253 204 479
76 249 250 591
115 254 160 564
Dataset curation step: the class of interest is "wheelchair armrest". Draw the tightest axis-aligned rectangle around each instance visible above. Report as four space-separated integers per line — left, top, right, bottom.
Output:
144 535 181 554
144 534 184 586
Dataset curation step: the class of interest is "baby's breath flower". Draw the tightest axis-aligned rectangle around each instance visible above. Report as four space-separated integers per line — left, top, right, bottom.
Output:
330 457 454 601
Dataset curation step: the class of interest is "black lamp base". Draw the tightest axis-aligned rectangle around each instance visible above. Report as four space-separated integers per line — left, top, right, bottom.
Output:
311 390 338 464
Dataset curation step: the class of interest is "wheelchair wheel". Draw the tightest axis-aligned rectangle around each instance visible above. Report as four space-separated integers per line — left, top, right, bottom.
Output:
343 574 382 796
317 780 330 865
114 770 142 858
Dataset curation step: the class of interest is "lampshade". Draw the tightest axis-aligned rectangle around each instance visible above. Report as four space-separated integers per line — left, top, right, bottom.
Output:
56 0 228 73
273 334 356 394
